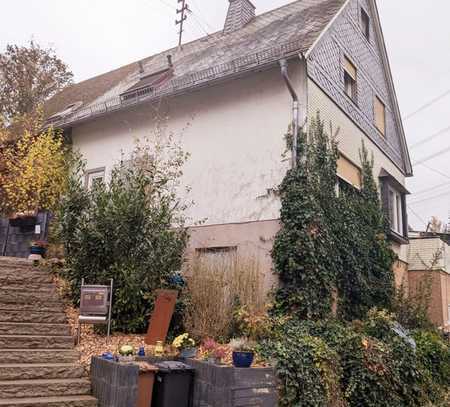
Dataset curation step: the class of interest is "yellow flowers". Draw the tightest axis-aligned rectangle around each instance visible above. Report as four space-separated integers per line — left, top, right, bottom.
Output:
172 333 195 350
0 124 69 216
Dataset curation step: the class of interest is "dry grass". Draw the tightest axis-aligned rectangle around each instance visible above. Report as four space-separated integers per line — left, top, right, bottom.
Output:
184 253 266 340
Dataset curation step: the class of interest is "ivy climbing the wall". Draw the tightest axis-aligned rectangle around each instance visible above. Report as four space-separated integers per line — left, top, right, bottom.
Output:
272 112 395 321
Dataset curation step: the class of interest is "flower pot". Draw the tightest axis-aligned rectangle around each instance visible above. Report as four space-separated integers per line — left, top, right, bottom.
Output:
180 347 197 359
30 246 46 257
232 351 254 368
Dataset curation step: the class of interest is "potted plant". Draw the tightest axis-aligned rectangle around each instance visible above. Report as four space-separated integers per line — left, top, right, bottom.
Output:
202 338 219 364
118 344 135 363
230 338 255 368
213 346 228 365
172 333 197 358
30 240 48 258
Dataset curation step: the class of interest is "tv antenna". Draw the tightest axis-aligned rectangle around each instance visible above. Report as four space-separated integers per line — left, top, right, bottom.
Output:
176 0 189 48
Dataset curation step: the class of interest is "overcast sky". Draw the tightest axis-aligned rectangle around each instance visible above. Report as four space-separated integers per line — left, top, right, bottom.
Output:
1 0 449 231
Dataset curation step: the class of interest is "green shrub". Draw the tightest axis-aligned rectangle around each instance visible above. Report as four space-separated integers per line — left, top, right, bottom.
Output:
260 321 344 407
414 330 450 388
56 135 189 333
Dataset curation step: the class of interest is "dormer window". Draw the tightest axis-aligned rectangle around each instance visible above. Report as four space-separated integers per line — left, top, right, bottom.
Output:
343 56 357 103
121 68 172 102
361 8 370 41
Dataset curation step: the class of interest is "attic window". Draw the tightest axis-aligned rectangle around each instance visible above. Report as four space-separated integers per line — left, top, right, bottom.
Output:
361 8 370 41
343 56 357 103
121 68 172 102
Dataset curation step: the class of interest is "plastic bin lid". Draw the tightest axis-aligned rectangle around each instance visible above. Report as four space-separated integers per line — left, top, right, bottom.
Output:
155 361 194 373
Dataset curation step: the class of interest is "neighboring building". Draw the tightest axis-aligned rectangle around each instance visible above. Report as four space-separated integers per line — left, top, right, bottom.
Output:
43 0 412 289
408 232 450 329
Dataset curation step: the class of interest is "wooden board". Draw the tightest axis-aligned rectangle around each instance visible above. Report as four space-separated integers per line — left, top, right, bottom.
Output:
145 289 178 345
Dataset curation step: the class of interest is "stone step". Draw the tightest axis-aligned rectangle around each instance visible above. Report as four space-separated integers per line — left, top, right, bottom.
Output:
0 289 63 305
0 335 74 350
0 395 97 407
0 364 85 381
0 323 71 337
0 310 67 324
0 349 80 364
0 274 53 285
0 378 92 399
0 257 34 268
0 302 64 313
0 283 56 293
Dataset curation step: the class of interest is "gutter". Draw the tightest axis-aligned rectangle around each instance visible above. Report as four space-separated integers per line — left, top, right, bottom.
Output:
279 58 299 168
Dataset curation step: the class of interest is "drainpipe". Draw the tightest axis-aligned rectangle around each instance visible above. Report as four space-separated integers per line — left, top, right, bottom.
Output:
279 59 299 168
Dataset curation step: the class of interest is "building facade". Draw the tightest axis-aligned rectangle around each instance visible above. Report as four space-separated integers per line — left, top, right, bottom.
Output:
43 0 412 289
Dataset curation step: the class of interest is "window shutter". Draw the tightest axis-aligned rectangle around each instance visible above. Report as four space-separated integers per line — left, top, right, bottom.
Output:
337 156 361 188
344 57 357 80
374 96 386 135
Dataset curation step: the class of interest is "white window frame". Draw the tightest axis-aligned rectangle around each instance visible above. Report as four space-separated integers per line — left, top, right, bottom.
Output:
85 168 105 189
388 186 404 235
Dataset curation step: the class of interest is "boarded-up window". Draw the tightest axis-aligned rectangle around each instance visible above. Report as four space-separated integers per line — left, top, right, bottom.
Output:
374 96 386 136
344 57 357 102
337 155 361 189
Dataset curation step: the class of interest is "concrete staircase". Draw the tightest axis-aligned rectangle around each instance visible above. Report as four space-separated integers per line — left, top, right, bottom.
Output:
0 257 97 407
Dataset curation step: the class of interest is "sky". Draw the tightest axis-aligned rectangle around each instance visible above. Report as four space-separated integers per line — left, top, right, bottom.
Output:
1 0 449 231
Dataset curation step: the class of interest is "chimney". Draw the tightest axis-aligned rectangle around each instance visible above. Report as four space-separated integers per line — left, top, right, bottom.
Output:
223 0 256 34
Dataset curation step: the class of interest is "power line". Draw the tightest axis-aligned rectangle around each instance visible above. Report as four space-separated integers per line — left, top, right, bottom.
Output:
187 9 209 36
189 0 215 31
409 189 450 206
413 145 450 166
410 125 450 149
403 88 450 121
407 204 428 228
418 163 450 180
157 0 174 11
414 181 450 196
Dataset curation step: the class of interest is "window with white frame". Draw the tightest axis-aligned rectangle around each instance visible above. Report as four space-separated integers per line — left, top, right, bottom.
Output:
85 168 105 189
388 186 404 235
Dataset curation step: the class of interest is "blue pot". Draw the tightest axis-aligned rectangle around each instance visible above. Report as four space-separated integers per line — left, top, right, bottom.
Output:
232 351 254 368
30 246 46 256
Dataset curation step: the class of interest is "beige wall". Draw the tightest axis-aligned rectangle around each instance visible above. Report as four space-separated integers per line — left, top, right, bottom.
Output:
186 220 279 292
307 79 408 261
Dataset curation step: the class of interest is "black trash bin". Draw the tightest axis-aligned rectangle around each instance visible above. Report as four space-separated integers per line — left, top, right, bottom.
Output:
152 361 195 407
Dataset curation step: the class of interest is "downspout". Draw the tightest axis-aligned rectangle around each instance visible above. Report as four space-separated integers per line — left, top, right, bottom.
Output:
279 59 299 168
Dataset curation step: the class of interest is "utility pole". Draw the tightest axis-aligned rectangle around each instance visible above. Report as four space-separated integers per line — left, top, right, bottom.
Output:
176 0 189 48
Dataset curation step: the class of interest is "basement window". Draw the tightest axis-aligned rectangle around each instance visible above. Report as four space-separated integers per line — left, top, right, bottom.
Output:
343 56 357 103
374 96 386 136
361 8 370 41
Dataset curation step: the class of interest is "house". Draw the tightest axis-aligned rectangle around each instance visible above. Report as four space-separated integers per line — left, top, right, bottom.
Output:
43 0 412 289
408 231 450 329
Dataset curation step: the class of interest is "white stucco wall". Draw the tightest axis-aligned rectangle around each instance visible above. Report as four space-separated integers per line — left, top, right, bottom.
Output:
71 66 300 227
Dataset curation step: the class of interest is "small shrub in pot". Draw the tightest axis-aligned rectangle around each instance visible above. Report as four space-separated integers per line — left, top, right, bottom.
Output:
230 337 255 368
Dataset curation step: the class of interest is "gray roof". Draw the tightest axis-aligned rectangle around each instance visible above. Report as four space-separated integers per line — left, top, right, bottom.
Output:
45 0 346 127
